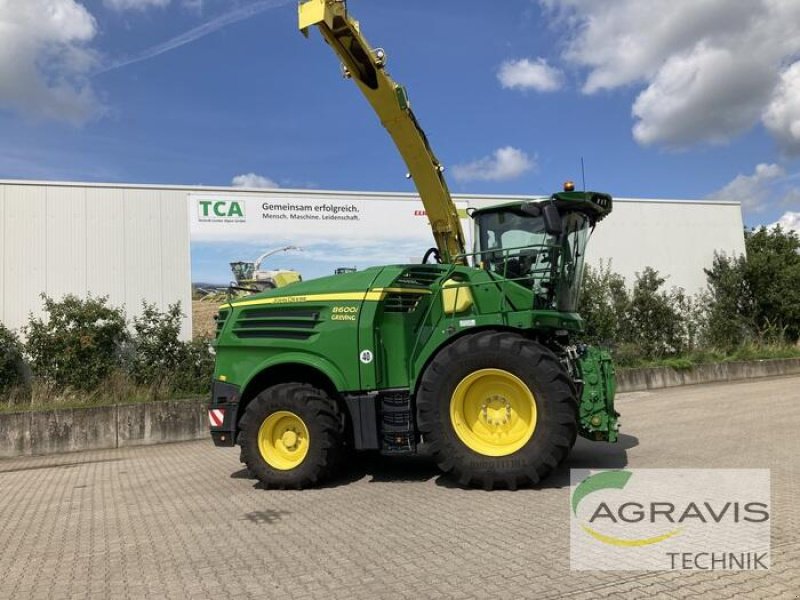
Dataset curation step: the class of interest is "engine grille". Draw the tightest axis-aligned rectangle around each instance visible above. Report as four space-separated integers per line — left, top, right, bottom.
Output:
383 292 426 313
232 308 320 340
393 266 442 288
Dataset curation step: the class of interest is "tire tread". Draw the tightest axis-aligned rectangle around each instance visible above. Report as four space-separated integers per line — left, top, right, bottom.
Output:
239 382 343 489
417 331 578 490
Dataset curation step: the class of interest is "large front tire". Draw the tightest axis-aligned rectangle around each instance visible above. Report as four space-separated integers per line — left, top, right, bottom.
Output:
239 383 343 489
417 332 577 490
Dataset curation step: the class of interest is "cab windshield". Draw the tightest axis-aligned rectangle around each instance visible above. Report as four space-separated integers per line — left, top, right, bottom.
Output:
474 207 591 312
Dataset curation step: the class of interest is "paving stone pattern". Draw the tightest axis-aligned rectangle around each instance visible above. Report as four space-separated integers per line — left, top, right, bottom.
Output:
0 376 798 599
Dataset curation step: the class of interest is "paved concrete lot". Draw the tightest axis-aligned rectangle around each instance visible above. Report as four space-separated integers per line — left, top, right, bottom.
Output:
1 376 798 600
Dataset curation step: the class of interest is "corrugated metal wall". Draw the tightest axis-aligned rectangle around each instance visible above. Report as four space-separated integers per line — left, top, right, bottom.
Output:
580 199 745 292
0 182 192 339
0 180 746 339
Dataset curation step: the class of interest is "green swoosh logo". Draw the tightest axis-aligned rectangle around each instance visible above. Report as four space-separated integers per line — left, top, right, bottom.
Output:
572 470 681 547
572 470 632 515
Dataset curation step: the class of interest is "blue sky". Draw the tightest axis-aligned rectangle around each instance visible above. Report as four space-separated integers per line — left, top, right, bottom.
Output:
1 0 799 232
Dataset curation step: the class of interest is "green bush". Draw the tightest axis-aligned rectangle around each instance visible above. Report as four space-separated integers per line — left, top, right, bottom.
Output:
128 302 214 395
171 338 215 395
581 265 690 361
2 296 214 411
705 225 800 348
703 252 751 349
129 302 186 389
580 261 629 345
0 323 24 393
24 295 128 391
625 268 686 359
671 288 707 354
744 225 800 342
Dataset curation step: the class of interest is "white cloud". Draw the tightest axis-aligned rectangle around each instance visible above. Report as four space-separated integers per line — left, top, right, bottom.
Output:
707 163 785 211
231 173 279 188
0 0 101 123
769 211 800 233
498 58 563 92
103 0 170 10
103 0 205 11
544 0 800 148
762 61 800 155
0 0 284 121
780 187 800 207
632 44 774 146
97 0 290 74
452 147 535 183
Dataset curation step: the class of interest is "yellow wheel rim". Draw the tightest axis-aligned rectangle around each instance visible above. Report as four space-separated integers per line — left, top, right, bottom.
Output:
449 368 537 457
257 411 310 471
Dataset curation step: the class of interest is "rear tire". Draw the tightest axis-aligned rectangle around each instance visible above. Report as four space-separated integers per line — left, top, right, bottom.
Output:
239 383 343 489
417 331 577 490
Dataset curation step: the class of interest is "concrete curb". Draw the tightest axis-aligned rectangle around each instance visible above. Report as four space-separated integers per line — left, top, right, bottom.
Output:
616 357 800 393
1 358 799 459
0 398 206 459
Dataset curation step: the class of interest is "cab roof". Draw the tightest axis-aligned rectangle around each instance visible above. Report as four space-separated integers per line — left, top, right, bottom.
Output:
471 191 613 222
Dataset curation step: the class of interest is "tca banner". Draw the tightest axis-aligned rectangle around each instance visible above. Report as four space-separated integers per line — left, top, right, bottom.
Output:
188 192 471 286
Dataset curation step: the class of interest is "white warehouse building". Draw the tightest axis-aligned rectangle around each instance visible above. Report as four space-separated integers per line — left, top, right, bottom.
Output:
0 179 745 338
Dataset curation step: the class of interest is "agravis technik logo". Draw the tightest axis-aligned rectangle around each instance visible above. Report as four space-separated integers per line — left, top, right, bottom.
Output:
570 469 770 571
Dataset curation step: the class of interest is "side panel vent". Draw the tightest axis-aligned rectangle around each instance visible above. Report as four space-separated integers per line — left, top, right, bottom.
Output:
393 267 442 288
232 307 321 340
383 292 424 313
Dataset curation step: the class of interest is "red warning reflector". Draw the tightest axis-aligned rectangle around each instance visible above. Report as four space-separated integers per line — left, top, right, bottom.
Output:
209 408 225 427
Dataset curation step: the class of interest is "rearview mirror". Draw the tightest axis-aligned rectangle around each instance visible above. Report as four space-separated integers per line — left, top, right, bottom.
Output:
542 204 563 235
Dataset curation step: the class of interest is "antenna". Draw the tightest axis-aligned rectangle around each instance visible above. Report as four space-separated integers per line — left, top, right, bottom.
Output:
580 157 587 192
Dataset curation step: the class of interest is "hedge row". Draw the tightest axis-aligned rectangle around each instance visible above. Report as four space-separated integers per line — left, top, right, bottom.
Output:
0 296 213 402
579 225 800 365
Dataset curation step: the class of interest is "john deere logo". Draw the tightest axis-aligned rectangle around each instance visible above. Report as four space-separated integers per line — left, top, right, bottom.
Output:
198 200 246 222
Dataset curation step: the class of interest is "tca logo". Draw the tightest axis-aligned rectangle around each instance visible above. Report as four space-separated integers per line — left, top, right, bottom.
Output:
198 200 245 219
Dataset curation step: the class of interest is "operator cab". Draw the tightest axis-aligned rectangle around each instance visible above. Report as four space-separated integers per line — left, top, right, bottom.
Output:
472 190 612 312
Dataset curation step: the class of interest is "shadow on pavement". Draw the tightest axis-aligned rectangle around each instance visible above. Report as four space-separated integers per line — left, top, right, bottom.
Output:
537 433 639 490
231 452 439 490
241 509 290 524
320 451 440 488
433 433 638 491
229 433 638 491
